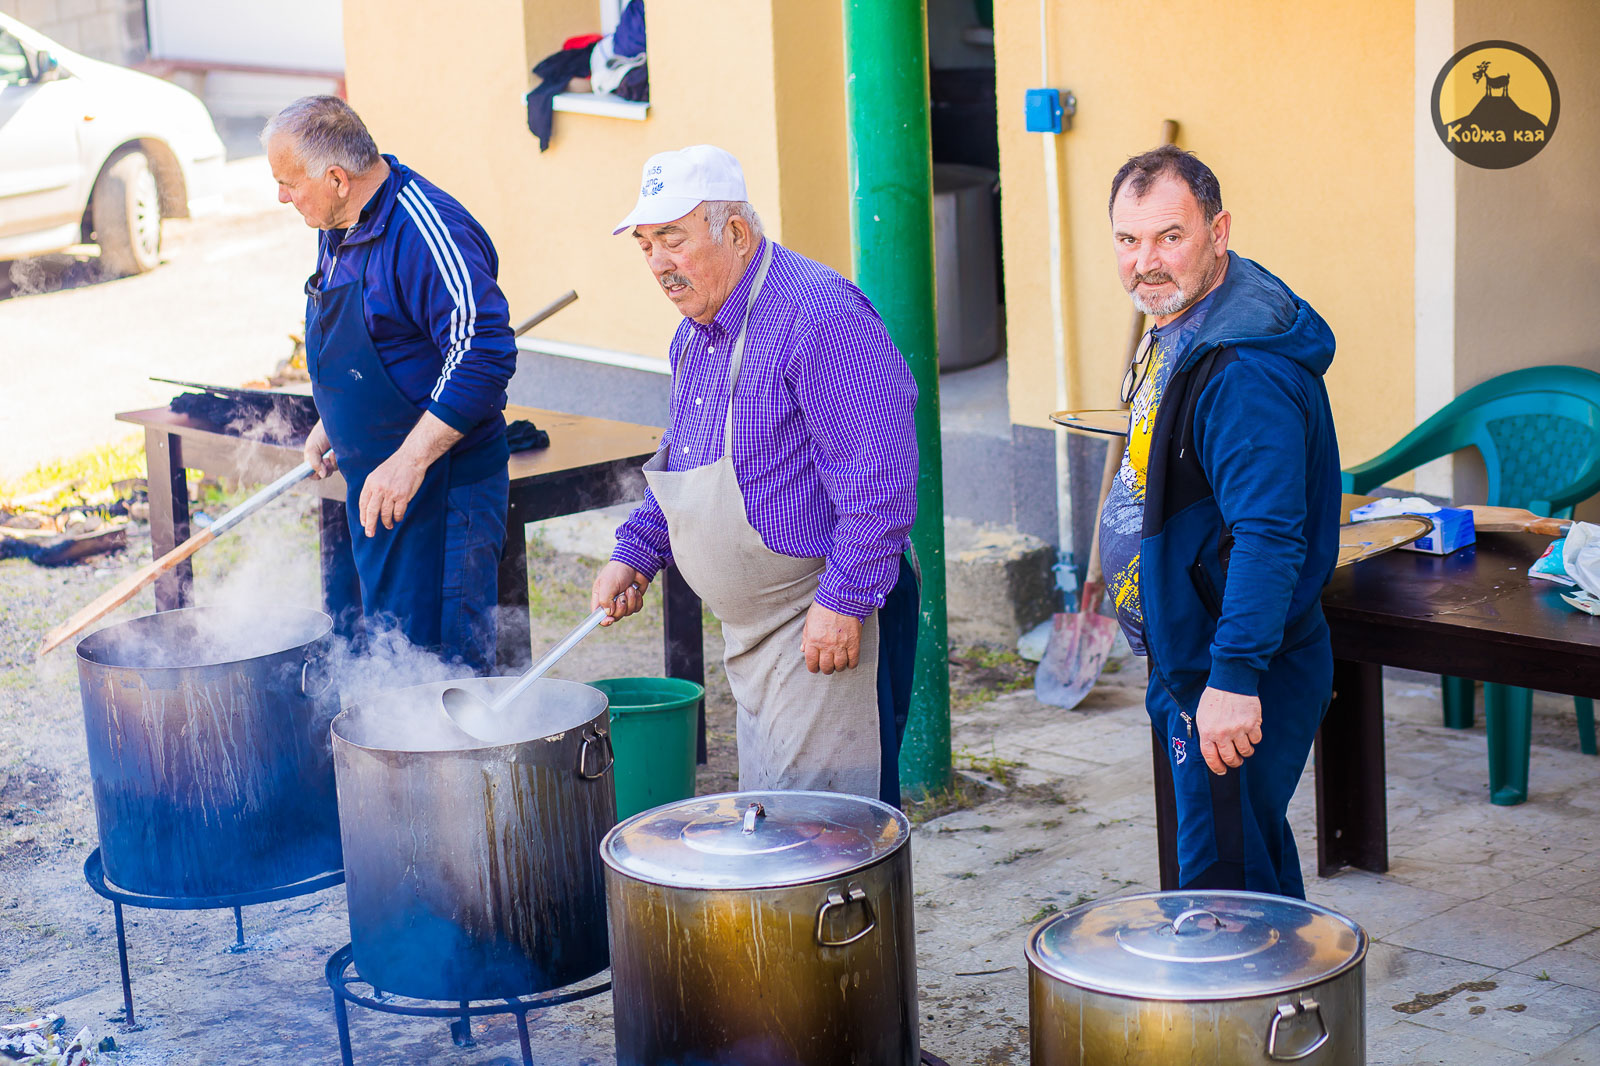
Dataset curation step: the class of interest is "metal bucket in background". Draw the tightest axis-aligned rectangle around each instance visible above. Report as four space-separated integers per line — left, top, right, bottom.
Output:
933 162 1002 371
75 605 342 899
331 676 616 1002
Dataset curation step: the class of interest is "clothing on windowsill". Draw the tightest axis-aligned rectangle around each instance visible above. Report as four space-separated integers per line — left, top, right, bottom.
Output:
526 41 597 151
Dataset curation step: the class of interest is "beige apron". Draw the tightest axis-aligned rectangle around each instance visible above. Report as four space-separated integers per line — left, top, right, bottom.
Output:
642 243 881 798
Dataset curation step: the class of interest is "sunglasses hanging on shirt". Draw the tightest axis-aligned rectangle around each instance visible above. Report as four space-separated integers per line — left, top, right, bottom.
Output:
1119 328 1156 406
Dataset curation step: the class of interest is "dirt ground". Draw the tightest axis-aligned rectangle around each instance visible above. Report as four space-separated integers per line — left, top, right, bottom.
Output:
0 499 1058 1065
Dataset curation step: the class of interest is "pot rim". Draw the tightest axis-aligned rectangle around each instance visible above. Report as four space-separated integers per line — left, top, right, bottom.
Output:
75 604 333 671
332 676 610 755
1024 890 1370 1001
602 843 908 892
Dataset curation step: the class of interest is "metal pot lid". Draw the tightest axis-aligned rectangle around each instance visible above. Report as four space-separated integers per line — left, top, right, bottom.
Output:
1027 891 1367 1000
601 790 909 889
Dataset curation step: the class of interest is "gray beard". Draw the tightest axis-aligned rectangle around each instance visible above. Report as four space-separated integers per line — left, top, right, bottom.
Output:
1129 286 1192 316
1128 258 1221 317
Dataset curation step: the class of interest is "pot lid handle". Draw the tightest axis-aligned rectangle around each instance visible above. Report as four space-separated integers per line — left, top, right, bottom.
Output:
742 802 766 835
1171 907 1225 935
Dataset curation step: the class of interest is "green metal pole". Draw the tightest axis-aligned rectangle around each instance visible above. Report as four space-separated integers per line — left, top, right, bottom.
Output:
841 0 950 799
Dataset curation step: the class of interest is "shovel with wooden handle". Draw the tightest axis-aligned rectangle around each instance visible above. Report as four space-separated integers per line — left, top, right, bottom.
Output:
512 289 578 338
1034 119 1177 709
1462 504 1571 537
37 458 323 657
1034 433 1127 708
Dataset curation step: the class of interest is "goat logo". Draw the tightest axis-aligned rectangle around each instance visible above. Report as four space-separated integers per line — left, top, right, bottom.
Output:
1432 41 1558 169
1472 61 1511 97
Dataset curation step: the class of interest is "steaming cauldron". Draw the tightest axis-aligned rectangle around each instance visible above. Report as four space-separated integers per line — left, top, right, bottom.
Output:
76 605 342 898
331 676 616 1001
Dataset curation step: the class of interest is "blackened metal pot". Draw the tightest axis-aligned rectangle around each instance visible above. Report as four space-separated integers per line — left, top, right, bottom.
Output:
75 605 341 898
1028 891 1367 1064
331 676 615 1002
603 790 918 1066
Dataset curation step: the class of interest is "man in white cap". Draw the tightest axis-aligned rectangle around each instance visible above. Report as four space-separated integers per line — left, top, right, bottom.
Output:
590 145 921 805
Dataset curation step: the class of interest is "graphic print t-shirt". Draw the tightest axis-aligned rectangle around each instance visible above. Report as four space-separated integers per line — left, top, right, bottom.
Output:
1096 293 1218 653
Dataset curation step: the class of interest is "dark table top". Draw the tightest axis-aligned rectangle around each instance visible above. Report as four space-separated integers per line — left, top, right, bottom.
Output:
1323 497 1600 697
116 404 663 502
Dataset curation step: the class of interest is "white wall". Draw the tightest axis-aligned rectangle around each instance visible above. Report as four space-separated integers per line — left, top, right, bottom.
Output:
147 0 343 71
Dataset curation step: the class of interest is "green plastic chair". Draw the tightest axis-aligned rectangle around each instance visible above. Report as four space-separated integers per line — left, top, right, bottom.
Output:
1342 365 1600 805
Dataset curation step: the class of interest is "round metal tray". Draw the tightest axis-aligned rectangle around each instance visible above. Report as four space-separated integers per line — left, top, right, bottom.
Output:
1338 514 1434 567
1048 409 1130 437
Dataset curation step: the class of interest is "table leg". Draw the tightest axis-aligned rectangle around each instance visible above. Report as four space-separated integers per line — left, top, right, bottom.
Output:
145 427 191 611
660 566 706 763
497 497 533 673
1151 728 1180 890
1315 659 1388 876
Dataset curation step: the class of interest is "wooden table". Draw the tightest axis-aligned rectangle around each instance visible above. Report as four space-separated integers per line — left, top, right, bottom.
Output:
115 405 706 704
1153 497 1600 888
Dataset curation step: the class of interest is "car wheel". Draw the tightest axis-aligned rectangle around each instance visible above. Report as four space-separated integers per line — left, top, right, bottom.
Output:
92 151 163 276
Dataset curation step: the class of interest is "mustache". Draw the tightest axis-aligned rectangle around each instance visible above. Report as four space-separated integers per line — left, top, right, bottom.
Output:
1133 271 1174 286
659 272 692 289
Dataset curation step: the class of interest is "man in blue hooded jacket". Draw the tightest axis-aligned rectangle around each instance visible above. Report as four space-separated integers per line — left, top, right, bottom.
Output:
1098 145 1340 898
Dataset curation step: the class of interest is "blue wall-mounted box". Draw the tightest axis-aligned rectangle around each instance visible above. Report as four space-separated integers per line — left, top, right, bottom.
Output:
1025 88 1064 134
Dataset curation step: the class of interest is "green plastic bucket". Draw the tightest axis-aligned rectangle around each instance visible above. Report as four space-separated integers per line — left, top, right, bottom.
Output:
591 677 703 821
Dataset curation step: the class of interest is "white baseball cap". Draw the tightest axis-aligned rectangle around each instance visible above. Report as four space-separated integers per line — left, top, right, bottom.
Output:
612 145 748 235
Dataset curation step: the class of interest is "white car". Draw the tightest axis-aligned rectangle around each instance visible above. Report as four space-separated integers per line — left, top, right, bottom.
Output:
0 13 225 276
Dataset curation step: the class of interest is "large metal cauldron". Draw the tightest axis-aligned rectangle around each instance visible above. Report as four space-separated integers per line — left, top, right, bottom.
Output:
76 605 341 898
1028 891 1367 1064
603 790 918 1066
331 676 615 1002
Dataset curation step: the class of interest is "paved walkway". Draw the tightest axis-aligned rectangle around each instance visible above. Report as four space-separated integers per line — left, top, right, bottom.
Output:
916 662 1600 1065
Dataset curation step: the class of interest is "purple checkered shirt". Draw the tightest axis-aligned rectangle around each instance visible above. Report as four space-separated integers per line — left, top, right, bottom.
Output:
611 240 919 620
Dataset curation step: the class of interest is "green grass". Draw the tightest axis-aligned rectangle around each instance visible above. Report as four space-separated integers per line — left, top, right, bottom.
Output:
953 743 1026 786
0 437 153 512
997 846 1043 865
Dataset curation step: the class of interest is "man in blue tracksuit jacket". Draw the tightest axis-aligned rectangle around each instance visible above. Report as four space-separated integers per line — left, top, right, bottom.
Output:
1098 145 1340 898
263 96 517 674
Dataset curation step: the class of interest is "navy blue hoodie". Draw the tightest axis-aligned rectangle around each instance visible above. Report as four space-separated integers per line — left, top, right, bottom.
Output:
1139 251 1341 705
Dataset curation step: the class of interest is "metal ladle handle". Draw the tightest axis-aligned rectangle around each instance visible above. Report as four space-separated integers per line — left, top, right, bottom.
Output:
1171 908 1224 935
488 583 638 713
488 607 609 714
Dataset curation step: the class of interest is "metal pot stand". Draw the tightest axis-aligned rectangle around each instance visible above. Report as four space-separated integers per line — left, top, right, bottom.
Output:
323 946 611 1066
83 848 344 1028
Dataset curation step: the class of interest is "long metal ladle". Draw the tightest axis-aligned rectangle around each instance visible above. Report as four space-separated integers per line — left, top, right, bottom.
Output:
441 587 632 738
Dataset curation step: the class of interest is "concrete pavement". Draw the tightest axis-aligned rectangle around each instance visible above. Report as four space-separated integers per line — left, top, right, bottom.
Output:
0 154 315 480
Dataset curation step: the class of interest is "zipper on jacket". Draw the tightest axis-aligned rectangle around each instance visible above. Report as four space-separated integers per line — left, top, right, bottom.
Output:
1189 560 1224 619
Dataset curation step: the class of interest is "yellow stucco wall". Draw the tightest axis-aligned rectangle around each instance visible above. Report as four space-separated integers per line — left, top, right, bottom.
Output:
994 2 1415 470
341 0 850 361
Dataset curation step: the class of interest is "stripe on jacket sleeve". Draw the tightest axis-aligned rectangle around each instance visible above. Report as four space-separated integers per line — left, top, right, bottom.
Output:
396 184 467 381
397 184 478 402
396 184 474 399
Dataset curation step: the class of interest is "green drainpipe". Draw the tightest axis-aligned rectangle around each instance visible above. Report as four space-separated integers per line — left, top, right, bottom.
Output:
841 0 951 799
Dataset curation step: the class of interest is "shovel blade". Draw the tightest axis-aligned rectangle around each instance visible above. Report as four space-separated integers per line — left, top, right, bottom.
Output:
1034 610 1120 709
